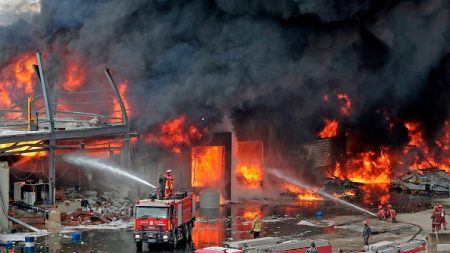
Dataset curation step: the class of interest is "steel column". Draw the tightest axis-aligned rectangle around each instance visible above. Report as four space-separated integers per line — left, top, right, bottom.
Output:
104 69 131 168
36 52 56 205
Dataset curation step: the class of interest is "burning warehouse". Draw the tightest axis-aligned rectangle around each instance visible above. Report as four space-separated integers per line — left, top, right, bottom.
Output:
0 0 449 252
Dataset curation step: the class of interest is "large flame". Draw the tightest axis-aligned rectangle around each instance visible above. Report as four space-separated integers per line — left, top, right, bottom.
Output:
235 141 263 188
112 80 131 120
0 52 36 118
144 115 204 154
283 183 323 201
60 63 86 92
333 150 391 184
318 118 338 138
191 146 224 188
405 121 449 172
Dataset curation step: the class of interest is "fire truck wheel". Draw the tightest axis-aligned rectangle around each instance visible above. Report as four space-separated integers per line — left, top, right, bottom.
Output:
135 241 142 252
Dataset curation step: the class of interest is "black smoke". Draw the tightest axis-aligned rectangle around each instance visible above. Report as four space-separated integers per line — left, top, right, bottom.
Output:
0 0 449 161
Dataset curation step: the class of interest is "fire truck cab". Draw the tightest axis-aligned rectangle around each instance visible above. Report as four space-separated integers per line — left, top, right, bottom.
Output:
133 191 195 250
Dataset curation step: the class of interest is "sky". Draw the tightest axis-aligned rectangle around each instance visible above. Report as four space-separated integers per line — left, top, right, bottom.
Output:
0 0 40 26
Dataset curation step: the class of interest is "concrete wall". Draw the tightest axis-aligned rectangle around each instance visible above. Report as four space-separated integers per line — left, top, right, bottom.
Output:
0 162 9 232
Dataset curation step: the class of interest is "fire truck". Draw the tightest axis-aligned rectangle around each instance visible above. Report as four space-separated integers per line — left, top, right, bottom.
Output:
133 191 195 250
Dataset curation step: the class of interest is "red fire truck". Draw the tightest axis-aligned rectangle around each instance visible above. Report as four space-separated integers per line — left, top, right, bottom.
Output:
133 191 195 250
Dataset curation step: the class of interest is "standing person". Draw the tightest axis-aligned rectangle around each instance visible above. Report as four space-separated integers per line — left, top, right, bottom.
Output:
377 205 386 220
250 215 262 239
158 172 166 200
306 242 318 253
387 204 397 223
439 204 447 230
431 205 441 232
164 169 174 199
362 220 371 247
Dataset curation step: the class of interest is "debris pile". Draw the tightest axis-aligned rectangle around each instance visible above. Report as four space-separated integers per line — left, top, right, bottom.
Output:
391 169 450 194
59 189 133 226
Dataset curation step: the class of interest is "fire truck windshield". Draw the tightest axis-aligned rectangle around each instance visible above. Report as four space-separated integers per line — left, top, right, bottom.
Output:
135 206 168 218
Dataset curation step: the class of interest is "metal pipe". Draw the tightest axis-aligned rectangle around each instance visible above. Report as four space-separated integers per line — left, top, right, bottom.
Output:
35 52 56 205
0 162 9 232
104 69 131 169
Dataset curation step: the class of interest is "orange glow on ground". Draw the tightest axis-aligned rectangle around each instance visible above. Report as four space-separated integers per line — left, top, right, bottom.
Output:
283 183 323 201
361 183 390 205
318 118 338 138
235 141 263 188
191 146 224 188
192 221 224 249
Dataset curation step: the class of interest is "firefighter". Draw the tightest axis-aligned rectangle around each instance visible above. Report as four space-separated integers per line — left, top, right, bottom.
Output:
164 169 174 199
362 220 371 246
439 204 447 230
386 204 397 223
377 205 386 220
432 205 441 232
250 215 262 239
158 172 166 200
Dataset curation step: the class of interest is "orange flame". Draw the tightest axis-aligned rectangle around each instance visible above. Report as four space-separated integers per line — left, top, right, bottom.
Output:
332 189 356 198
318 118 338 138
112 80 131 120
60 63 86 92
144 115 204 154
405 121 450 172
243 208 263 220
333 150 391 184
0 52 36 118
336 93 351 116
236 141 263 188
191 146 224 187
283 183 323 201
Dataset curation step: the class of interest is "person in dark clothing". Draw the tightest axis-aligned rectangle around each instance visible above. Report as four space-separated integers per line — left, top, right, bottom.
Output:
306 242 318 253
362 220 371 246
158 173 166 200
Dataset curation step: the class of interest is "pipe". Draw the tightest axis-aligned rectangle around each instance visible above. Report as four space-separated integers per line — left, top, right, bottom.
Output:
0 162 9 232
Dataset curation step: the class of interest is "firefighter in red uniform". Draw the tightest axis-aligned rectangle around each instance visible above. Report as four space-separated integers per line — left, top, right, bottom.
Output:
164 169 174 199
377 205 386 220
432 205 441 232
387 204 397 223
439 204 447 230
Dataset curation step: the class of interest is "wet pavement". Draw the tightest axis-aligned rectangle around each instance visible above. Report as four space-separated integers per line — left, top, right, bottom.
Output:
2 191 434 252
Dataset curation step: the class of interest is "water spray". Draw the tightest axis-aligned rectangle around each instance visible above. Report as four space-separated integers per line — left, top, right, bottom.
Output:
267 169 377 217
63 154 156 189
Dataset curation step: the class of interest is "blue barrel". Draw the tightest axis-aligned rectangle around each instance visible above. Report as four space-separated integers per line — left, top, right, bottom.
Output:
315 211 323 217
71 231 81 242
5 241 13 249
24 236 35 252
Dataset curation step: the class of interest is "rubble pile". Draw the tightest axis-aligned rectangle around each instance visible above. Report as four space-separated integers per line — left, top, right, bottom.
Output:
391 169 450 194
59 188 133 226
